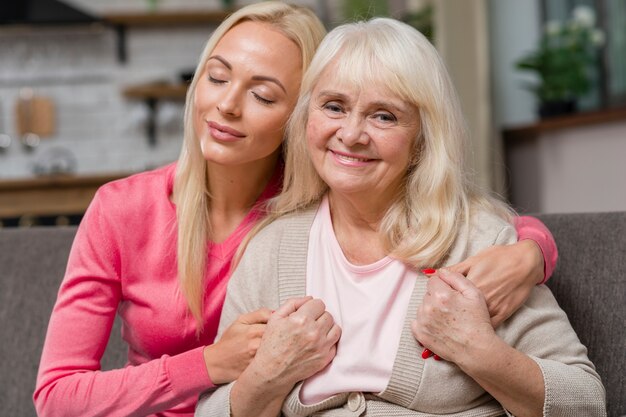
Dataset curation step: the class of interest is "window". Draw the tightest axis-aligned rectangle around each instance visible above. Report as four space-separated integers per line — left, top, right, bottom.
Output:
542 0 626 109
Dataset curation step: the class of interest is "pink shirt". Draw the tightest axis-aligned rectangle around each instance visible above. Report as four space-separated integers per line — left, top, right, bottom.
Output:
301 197 559 404
34 163 281 417
301 196 416 404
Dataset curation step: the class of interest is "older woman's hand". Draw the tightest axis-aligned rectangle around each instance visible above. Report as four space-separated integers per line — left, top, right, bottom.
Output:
229 297 341 417
446 239 544 327
247 296 341 390
411 269 496 366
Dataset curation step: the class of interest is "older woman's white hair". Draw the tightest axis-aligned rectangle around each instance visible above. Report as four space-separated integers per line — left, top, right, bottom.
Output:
272 17 512 268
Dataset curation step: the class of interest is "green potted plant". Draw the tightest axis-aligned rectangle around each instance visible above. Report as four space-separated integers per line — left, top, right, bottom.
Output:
515 6 605 118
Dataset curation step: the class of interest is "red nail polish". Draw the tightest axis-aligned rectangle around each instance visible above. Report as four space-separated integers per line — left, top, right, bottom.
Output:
433 354 441 361
421 348 433 359
421 268 436 275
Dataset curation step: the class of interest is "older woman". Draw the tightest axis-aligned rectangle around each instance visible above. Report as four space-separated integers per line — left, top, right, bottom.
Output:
196 17 605 417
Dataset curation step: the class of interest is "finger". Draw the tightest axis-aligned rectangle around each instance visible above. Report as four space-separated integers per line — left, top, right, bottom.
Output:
421 348 434 359
273 296 313 318
291 298 326 320
446 259 471 275
490 312 507 328
239 308 272 324
248 323 267 338
426 274 453 294
316 311 336 334
437 268 478 295
327 323 342 344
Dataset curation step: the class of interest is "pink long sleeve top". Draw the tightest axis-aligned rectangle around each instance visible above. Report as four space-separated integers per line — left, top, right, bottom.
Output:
33 162 556 417
34 163 281 417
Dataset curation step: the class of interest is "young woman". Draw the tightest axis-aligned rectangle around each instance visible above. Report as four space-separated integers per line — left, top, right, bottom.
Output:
35 3 556 417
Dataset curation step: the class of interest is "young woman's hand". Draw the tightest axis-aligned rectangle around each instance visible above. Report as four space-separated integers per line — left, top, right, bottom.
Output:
447 240 544 327
245 296 341 392
411 269 495 366
203 308 272 384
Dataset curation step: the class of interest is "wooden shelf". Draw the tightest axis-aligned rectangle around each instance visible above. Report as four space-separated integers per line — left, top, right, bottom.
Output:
123 82 188 100
103 10 234 27
502 106 626 142
104 9 236 63
0 172 131 218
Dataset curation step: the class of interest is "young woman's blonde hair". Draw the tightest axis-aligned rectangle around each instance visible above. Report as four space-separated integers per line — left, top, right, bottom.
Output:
173 2 326 329
267 17 513 268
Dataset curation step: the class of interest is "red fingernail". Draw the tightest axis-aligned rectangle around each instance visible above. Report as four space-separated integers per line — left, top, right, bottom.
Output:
421 348 434 359
421 268 436 275
433 354 442 361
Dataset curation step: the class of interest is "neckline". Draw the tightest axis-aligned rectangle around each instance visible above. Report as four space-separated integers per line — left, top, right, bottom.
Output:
321 195 393 273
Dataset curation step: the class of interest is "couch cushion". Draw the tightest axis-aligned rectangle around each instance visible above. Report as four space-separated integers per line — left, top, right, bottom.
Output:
537 212 626 417
0 226 125 416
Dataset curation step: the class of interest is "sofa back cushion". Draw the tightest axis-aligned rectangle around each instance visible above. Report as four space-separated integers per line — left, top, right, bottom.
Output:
537 212 626 417
1 212 624 416
0 226 125 416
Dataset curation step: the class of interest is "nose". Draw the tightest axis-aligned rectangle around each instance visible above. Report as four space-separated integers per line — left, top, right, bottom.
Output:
337 113 368 146
216 86 242 117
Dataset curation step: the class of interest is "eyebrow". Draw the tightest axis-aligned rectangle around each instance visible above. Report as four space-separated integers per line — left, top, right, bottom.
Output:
316 90 409 113
207 55 287 93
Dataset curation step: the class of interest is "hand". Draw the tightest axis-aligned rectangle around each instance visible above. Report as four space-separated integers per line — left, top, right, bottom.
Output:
203 308 272 384
446 239 544 327
412 269 496 366
247 296 341 392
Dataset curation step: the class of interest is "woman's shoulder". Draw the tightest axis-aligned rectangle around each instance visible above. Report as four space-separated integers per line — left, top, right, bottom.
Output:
445 209 516 265
85 163 176 227
248 205 319 249
96 163 175 201
467 208 515 242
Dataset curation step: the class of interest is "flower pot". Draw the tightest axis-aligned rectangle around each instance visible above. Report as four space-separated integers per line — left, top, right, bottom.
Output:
539 99 577 118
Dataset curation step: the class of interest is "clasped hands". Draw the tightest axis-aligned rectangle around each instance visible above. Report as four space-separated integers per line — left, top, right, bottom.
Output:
211 275 506 388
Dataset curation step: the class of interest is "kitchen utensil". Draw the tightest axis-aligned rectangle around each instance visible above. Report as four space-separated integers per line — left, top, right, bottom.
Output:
15 88 56 138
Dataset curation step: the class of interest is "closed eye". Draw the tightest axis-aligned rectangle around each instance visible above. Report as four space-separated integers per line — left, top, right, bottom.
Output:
208 75 226 84
252 92 274 105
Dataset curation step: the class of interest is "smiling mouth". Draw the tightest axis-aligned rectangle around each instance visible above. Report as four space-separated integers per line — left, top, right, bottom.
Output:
331 150 373 163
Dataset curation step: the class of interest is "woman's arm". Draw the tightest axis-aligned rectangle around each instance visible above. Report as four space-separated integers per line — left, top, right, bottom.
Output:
35 188 266 417
413 269 544 417
34 192 209 416
412 268 605 417
195 220 340 417
447 215 558 326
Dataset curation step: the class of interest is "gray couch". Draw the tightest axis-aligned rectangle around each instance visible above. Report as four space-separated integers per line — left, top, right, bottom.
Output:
1 212 625 416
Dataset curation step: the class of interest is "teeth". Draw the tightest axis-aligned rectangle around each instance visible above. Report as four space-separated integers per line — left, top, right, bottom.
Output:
337 153 368 162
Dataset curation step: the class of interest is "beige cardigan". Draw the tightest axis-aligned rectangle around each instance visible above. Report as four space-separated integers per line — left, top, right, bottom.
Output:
195 205 606 417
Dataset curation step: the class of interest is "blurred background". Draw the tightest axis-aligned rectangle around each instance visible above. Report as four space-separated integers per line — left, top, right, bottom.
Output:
0 0 624 227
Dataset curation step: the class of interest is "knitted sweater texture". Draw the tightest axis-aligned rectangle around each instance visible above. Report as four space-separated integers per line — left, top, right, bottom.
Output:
196 204 605 417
